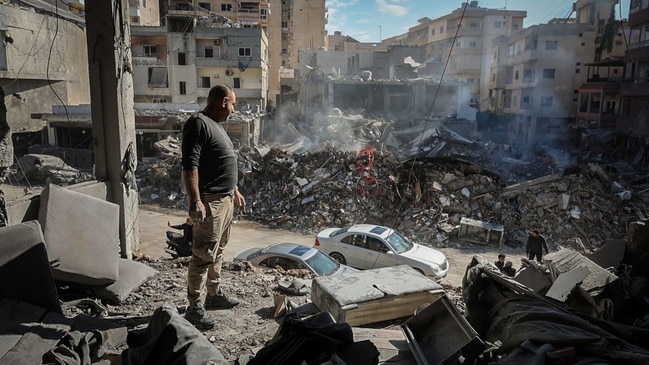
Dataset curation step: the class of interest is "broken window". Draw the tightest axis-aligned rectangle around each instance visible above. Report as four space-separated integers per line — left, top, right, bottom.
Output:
148 68 168 87
178 52 186 65
239 47 251 57
221 4 232 11
205 47 214 58
198 2 210 10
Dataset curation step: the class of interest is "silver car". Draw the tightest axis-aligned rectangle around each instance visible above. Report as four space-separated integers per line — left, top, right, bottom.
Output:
233 242 358 276
315 224 449 280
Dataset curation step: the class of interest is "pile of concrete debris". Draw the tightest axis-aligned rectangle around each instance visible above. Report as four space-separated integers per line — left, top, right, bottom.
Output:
137 142 648 254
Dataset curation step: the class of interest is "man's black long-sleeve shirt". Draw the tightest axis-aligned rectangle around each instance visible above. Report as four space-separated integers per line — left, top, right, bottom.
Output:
181 112 238 196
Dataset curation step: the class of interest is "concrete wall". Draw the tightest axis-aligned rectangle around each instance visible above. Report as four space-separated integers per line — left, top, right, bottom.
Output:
0 5 90 131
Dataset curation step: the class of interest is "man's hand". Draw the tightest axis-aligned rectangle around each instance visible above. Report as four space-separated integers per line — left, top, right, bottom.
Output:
189 200 207 222
234 190 246 210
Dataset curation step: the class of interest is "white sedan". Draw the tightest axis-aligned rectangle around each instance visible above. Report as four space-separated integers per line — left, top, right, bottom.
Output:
315 224 448 280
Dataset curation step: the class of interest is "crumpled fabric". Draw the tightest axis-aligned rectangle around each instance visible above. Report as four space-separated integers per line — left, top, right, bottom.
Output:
42 330 113 365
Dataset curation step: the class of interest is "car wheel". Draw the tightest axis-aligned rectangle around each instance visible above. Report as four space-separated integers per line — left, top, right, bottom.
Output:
330 252 347 265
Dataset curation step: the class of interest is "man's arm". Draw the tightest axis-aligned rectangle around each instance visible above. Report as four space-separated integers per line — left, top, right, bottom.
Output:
183 168 206 222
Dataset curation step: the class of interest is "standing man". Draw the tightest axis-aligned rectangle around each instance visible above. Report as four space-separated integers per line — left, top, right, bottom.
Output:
526 230 548 262
181 84 246 329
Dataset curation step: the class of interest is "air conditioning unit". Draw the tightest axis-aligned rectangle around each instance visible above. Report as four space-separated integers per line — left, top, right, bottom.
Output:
213 39 221 46
225 70 234 76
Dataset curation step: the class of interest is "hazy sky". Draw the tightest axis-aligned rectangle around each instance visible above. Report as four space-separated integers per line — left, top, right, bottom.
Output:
326 0 631 42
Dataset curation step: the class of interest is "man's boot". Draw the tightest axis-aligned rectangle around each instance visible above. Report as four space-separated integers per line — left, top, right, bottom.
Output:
204 290 240 310
184 303 216 330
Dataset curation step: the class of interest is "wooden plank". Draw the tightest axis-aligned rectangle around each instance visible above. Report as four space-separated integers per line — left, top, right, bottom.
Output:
352 327 417 365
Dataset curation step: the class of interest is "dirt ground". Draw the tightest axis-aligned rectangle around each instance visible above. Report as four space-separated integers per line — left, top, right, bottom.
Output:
85 212 523 364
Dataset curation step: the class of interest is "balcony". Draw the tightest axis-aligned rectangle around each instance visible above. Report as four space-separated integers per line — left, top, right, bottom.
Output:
132 56 166 66
237 9 261 24
620 79 649 96
629 5 649 28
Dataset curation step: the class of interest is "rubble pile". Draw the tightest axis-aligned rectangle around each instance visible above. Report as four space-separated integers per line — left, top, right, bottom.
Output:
136 143 648 253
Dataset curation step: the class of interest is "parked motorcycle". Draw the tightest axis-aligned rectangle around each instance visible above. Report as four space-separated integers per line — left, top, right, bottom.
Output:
165 220 193 258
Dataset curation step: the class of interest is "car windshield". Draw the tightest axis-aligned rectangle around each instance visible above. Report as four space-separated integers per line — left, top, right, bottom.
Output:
385 231 414 254
305 250 341 276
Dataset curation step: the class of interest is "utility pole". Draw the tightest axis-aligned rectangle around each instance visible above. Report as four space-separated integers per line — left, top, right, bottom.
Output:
379 25 382 43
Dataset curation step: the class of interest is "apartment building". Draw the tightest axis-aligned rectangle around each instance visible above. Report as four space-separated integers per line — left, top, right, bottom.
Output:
412 2 526 107
129 0 161 26
131 2 269 109
489 23 598 144
619 0 649 135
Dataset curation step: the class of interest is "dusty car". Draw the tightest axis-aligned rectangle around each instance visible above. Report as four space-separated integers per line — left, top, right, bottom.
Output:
314 224 449 280
233 242 358 277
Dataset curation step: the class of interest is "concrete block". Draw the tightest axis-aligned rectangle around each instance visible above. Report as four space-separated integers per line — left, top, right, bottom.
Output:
546 267 590 302
0 221 61 313
38 183 119 286
514 266 552 294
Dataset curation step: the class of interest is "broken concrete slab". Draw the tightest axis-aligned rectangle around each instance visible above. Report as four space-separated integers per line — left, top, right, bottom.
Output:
38 183 120 286
544 249 619 297
311 265 444 326
458 217 504 246
545 266 590 302
401 295 484 365
0 220 62 313
586 239 626 270
513 265 553 294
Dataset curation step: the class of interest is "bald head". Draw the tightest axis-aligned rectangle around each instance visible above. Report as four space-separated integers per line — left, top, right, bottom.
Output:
204 84 236 121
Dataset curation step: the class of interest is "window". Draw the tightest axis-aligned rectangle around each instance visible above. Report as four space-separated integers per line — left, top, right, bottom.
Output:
431 28 435 35
205 47 214 58
198 2 210 10
494 21 502 28
469 41 477 48
541 96 553 106
508 45 514 57
470 22 479 28
334 45 339 51
200 76 210 88
233 77 240 88
282 48 287 54
545 41 558 50
523 69 534 82
221 4 232 11
543 69 556 79
147 68 168 87
440 26 444 33
238 47 251 57
521 96 532 108
282 21 288 28
513 23 519 30
179 81 186 95
366 237 386 252
515 70 519 80
178 52 186 65
143 45 156 57
575 68 580 74
260 9 268 19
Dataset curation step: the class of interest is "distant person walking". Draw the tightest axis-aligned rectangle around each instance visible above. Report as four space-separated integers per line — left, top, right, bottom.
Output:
181 84 246 330
526 230 548 262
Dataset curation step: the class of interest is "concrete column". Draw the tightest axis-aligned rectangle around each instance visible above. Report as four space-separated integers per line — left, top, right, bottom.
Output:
85 0 139 258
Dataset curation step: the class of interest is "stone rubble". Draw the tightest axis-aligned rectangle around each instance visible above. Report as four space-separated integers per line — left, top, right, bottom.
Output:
136 132 649 254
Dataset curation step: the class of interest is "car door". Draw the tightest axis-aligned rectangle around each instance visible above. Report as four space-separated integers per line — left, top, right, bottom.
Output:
338 234 370 268
363 236 400 269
